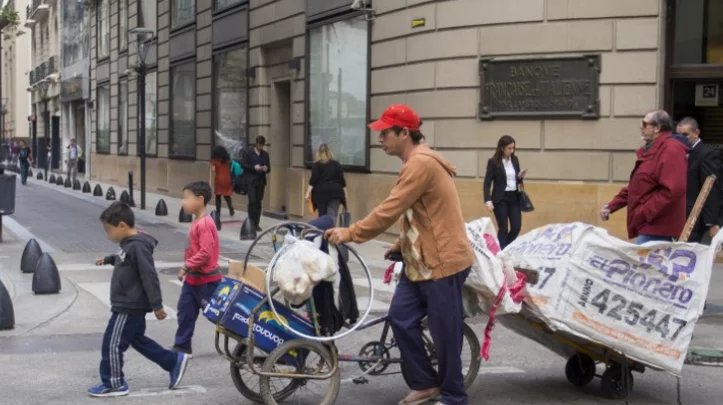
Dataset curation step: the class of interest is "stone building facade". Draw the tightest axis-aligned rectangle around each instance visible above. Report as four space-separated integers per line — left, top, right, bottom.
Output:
85 0 722 240
1 0 32 143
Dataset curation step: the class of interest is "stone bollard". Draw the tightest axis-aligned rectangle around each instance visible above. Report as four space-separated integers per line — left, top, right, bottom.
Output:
240 217 257 240
36 171 43 180
48 174 56 183
20 238 43 274
55 176 64 186
120 190 131 205
63 177 72 188
32 253 62 294
178 207 192 223
82 181 91 193
155 199 168 216
93 184 103 197
0 278 14 330
106 187 116 201
72 179 81 190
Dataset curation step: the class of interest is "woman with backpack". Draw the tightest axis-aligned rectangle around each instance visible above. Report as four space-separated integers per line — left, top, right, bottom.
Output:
210 146 236 219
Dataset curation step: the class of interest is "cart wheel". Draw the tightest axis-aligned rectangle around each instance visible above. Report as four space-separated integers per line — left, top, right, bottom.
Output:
600 365 634 400
229 343 300 403
260 340 340 405
358 341 391 375
565 353 596 387
401 323 481 390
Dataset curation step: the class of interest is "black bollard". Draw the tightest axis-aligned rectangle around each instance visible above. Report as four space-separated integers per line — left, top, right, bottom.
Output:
48 174 56 183
212 210 222 231
155 199 168 216
63 177 72 188
120 190 131 204
0 278 14 330
93 184 103 196
127 171 135 208
82 181 91 193
178 207 192 223
73 179 81 190
240 217 257 240
20 238 43 273
32 253 62 294
36 171 43 180
56 176 64 186
106 187 116 201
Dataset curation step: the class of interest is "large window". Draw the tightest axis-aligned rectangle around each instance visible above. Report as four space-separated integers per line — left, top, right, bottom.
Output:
97 0 110 59
96 84 111 153
214 0 243 11
674 0 723 64
172 0 195 28
170 62 196 158
118 80 128 154
138 71 158 156
61 1 88 68
138 0 157 35
308 17 369 167
119 0 127 51
214 47 247 160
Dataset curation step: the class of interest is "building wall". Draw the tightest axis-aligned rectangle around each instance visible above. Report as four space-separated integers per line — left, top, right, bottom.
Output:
1 0 31 141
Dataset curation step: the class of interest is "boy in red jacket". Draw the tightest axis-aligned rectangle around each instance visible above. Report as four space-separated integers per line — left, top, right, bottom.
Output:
173 181 223 355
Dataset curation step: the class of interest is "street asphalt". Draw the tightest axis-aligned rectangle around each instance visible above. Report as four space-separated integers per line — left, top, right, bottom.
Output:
1 176 722 405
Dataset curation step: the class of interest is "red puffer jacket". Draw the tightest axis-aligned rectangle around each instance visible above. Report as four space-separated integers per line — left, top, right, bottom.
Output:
608 132 689 239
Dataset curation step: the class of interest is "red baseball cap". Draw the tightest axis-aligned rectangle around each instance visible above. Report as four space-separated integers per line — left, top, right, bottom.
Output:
368 104 421 131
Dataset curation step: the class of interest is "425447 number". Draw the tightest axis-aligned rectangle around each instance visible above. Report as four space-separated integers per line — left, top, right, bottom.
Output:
587 287 687 341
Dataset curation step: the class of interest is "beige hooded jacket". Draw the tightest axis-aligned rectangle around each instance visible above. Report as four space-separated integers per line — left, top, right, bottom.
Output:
348 144 474 281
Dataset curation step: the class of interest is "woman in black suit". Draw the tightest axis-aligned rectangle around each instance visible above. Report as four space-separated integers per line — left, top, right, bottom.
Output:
483 135 527 249
305 144 347 219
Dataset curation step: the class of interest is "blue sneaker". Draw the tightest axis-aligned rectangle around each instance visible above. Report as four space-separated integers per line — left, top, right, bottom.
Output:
87 382 129 397
169 352 190 389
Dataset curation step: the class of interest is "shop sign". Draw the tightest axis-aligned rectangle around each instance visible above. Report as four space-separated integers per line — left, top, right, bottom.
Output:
478 54 601 120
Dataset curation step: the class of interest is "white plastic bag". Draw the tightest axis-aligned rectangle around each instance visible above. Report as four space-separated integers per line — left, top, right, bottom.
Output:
273 235 339 305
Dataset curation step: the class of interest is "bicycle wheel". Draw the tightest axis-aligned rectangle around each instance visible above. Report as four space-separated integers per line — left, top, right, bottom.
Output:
229 343 300 403
260 340 341 405
401 323 481 390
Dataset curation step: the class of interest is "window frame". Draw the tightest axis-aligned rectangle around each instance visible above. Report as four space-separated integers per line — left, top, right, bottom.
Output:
213 0 246 14
137 69 159 157
304 12 372 172
118 0 128 52
171 0 196 31
96 82 111 154
118 78 129 155
169 59 197 160
96 0 110 61
211 43 250 159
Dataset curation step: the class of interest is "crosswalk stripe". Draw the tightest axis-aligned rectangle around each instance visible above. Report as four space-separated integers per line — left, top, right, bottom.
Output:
128 385 207 397
77 282 177 320
478 366 525 374
357 297 390 312
353 277 397 294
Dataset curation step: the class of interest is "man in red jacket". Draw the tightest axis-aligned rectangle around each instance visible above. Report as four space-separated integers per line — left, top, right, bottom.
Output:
600 110 689 244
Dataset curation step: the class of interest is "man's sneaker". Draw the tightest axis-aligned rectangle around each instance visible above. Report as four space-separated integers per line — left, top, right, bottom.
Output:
172 345 193 357
87 383 129 397
169 352 190 390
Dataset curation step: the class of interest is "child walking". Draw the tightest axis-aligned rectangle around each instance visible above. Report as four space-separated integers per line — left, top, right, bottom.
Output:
90 202 190 397
173 181 223 355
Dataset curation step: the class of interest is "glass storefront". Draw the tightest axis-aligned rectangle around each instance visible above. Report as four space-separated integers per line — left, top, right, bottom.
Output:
170 62 196 158
96 84 111 153
213 47 247 160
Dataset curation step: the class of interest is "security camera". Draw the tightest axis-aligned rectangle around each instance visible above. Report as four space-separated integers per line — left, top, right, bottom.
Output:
350 0 368 11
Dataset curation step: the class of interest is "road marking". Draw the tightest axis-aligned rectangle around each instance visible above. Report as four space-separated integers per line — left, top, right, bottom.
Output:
357 297 390 312
58 262 186 272
0 215 56 252
353 277 396 294
77 282 177 320
478 366 525 374
127 385 207 397
169 279 183 287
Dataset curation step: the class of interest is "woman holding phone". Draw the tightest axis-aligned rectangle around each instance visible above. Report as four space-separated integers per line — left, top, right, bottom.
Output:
483 135 527 249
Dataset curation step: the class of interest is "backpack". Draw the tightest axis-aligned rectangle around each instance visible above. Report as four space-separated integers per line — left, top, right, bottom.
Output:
231 160 247 195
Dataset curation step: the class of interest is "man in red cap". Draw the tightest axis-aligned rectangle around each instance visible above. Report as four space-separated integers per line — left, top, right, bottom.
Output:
326 104 474 405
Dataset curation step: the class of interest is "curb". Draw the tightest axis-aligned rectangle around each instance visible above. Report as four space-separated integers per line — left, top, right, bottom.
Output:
685 347 723 367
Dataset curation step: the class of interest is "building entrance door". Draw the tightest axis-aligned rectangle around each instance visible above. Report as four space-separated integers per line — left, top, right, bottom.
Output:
670 80 723 148
267 79 293 215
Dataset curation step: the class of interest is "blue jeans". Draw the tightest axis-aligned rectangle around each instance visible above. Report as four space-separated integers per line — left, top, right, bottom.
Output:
100 312 178 388
636 234 674 245
19 163 29 185
174 281 220 350
388 269 471 405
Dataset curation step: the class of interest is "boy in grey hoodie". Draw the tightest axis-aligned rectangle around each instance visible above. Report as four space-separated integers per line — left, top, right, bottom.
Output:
88 202 190 397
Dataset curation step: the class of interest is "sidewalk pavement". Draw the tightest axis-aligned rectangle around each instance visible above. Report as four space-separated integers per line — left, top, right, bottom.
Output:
26 174 395 270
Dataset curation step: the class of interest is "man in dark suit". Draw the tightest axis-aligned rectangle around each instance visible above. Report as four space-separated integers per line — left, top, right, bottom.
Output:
676 117 721 243
241 136 271 231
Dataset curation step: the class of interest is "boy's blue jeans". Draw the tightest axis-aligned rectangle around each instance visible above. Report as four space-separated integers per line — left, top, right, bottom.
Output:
19 163 29 185
100 312 178 388
174 281 220 350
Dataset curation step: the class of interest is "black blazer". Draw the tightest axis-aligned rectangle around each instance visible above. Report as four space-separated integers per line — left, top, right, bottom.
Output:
483 156 522 204
686 141 721 229
241 146 271 186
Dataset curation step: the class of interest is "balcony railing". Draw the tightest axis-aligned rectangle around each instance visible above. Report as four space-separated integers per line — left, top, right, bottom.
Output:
47 56 56 74
29 71 34 86
26 0 48 22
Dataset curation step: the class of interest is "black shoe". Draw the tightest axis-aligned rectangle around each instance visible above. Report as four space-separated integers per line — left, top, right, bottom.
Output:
229 208 235 216
172 345 193 356
255 226 262 232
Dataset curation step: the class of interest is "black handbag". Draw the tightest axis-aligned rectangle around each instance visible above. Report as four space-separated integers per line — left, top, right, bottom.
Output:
519 186 534 213
233 172 249 195
338 204 351 263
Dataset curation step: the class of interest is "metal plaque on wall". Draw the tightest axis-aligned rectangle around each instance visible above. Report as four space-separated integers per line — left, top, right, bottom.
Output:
478 54 601 120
